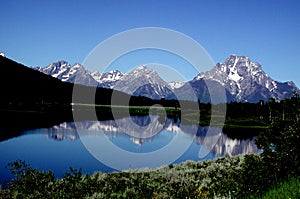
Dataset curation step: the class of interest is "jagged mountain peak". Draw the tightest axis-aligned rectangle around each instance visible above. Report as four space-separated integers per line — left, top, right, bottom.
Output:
42 61 86 72
110 69 122 73
73 62 83 68
134 65 148 71
102 69 123 76
222 55 262 71
36 60 98 86
124 65 162 83
196 55 266 85
49 60 70 67
90 71 101 82
130 65 155 75
36 60 70 79
225 54 249 61
91 70 101 76
112 65 174 100
196 55 299 102
99 70 123 82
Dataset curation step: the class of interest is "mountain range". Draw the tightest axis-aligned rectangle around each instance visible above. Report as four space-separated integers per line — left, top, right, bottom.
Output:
35 55 299 103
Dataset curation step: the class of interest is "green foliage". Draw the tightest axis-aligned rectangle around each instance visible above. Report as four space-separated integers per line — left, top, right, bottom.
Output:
240 154 274 197
1 155 271 198
256 120 300 179
260 177 300 199
5 160 56 198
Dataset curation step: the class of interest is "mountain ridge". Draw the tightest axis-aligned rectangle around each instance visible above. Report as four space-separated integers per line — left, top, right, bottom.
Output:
34 55 300 102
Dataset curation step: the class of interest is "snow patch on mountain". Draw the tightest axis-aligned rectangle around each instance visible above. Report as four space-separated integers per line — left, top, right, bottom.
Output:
90 71 102 82
168 81 185 89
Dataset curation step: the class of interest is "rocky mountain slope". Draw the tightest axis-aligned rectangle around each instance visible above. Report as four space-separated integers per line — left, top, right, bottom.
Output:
195 55 299 102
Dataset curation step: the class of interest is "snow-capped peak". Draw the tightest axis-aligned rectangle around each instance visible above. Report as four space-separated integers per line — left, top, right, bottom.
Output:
194 55 299 102
39 60 71 78
100 70 123 82
90 71 102 82
110 65 174 100
73 63 82 69
135 65 147 71
35 61 98 86
126 66 160 82
95 70 124 88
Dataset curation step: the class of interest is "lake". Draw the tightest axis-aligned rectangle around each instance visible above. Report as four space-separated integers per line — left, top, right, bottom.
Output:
0 115 258 183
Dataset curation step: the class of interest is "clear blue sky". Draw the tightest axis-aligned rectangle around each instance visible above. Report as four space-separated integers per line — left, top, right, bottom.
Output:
1 0 299 86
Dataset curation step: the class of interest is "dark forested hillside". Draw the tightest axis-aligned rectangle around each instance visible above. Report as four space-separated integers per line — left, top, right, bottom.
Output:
0 56 74 105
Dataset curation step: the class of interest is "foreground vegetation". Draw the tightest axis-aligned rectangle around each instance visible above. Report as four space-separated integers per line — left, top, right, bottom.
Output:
0 155 278 198
1 153 299 199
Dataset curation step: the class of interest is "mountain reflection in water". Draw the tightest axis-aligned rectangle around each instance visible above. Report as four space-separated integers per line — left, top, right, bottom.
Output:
27 115 258 157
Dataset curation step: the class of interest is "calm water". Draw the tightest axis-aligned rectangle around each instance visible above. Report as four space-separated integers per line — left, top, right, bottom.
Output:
0 115 258 183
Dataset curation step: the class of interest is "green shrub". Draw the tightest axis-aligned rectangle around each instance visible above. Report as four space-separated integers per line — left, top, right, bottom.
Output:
256 120 300 179
240 154 274 197
6 160 56 198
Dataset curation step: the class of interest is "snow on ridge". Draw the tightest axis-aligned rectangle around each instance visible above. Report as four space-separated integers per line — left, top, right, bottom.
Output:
168 81 185 89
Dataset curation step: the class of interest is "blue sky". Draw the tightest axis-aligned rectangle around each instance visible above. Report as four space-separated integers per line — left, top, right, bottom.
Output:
0 0 299 86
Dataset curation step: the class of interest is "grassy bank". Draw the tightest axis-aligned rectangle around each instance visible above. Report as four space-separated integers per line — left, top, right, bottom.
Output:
259 177 300 199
